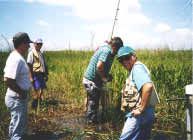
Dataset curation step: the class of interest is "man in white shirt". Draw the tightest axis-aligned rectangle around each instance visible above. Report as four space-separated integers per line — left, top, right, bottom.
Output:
27 38 48 111
4 32 33 140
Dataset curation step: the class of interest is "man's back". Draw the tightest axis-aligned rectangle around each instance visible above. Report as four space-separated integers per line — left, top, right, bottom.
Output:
84 45 114 86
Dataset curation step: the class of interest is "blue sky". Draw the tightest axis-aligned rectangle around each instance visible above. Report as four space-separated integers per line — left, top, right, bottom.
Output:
0 0 192 50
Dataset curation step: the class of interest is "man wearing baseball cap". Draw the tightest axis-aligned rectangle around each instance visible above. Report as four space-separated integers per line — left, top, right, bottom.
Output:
4 32 33 140
27 38 48 113
83 37 123 124
117 46 160 140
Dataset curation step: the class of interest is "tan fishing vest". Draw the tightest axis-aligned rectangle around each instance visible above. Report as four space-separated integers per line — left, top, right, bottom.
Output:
32 49 44 72
121 61 160 112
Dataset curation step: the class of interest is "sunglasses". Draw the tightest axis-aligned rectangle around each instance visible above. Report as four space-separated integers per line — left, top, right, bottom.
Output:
37 43 43 46
118 55 132 63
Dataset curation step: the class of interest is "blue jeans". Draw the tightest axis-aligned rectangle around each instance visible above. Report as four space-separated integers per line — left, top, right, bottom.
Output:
5 95 29 140
120 107 155 140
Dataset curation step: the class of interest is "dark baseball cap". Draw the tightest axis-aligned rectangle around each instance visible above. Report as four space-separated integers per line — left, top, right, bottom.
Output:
13 32 33 45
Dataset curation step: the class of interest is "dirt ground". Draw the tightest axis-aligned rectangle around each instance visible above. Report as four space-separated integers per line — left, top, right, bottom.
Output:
26 100 184 140
2 98 185 140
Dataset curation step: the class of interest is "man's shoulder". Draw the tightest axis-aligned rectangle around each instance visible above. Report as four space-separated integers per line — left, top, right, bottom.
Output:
103 45 111 50
98 45 111 54
133 62 144 69
8 51 22 61
133 62 148 75
6 51 24 67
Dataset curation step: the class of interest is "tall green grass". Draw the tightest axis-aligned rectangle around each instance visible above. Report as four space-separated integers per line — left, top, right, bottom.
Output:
0 49 192 139
43 49 192 135
0 52 9 138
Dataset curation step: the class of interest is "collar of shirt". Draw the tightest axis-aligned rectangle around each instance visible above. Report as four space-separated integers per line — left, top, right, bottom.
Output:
106 44 114 55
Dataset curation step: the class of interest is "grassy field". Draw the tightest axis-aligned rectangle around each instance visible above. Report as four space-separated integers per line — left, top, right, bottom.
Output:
0 49 192 140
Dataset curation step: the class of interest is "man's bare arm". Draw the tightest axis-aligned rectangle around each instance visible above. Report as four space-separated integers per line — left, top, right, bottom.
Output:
97 61 107 83
27 63 33 82
139 83 153 111
4 77 27 99
132 83 153 116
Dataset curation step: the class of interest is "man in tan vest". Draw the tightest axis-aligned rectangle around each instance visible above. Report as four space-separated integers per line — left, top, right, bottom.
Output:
27 38 48 112
117 46 160 140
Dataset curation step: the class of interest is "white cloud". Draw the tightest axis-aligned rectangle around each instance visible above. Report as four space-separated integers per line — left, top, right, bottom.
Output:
24 0 191 50
154 28 192 50
171 28 192 49
81 0 151 47
36 20 49 27
175 28 192 36
74 0 144 20
119 13 151 25
155 23 171 33
24 0 143 20
24 0 74 6
24 0 34 2
25 0 152 48
84 23 112 42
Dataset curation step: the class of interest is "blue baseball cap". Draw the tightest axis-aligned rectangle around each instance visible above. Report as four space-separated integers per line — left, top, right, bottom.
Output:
117 46 135 58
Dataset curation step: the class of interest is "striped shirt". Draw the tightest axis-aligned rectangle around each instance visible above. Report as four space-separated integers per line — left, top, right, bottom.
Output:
84 45 114 87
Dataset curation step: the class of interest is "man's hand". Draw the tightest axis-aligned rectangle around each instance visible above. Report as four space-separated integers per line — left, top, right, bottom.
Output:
30 77 34 83
102 77 108 83
107 74 113 82
131 108 142 117
19 90 27 99
131 105 144 117
44 75 48 82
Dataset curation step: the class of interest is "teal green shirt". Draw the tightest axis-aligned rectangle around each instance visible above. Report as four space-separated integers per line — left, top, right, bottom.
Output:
132 63 152 92
84 45 114 87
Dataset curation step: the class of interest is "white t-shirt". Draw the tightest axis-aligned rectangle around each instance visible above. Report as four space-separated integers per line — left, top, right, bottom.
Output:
27 49 46 72
4 51 31 97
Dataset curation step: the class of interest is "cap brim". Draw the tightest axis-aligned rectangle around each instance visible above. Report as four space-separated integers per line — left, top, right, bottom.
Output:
28 40 34 43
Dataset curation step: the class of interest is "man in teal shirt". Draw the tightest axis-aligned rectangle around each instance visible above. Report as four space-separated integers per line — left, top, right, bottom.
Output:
117 46 159 140
83 37 123 124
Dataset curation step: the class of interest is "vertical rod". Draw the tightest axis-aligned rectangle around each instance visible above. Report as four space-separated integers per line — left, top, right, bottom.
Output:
1 34 11 50
191 98 193 139
191 96 193 140
110 0 121 39
186 84 193 140
186 102 192 140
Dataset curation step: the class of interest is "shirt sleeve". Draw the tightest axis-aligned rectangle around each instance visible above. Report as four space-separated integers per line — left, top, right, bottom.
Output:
132 64 152 92
98 50 110 62
4 58 21 80
27 51 33 64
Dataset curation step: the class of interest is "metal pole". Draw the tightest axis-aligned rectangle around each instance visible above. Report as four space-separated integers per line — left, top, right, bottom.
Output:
186 101 192 140
191 96 193 139
110 0 121 39
185 84 193 140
